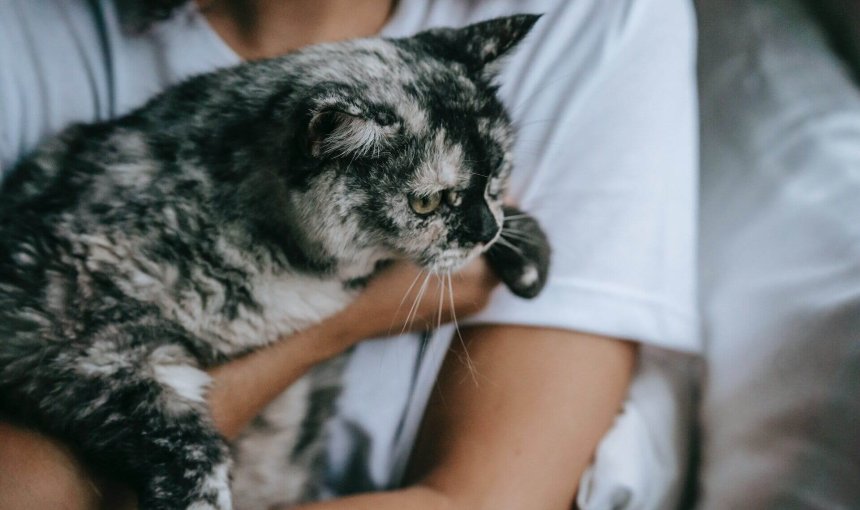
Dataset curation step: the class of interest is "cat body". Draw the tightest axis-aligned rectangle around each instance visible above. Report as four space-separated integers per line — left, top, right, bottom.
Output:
0 15 549 509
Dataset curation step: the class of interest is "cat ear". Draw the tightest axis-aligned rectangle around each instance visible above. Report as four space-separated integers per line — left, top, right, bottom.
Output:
305 105 390 160
415 14 541 73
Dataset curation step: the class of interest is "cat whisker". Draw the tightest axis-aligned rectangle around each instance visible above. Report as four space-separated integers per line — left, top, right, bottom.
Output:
411 272 434 331
500 231 542 247
501 232 536 243
389 268 427 335
462 157 489 165
501 226 538 234
447 272 478 385
401 271 432 336
436 273 445 332
495 237 526 258
503 214 530 221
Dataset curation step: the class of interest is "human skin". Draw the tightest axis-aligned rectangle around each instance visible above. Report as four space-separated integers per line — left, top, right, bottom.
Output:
0 1 637 509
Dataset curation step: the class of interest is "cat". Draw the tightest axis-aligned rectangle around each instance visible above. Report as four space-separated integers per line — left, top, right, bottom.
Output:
0 14 550 510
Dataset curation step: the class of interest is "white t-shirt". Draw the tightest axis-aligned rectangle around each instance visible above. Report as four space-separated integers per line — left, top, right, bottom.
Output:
0 0 699 494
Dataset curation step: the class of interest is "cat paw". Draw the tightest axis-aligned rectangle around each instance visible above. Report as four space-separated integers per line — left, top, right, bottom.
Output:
486 205 550 299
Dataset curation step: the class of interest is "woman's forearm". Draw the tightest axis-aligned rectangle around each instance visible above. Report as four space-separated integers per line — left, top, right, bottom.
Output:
206 260 498 440
206 316 356 440
291 486 454 510
292 325 636 510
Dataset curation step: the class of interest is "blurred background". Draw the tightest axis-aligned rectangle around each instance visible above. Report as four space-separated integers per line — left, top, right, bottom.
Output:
677 0 860 508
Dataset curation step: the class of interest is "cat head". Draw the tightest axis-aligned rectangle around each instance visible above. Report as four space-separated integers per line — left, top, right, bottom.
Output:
248 15 540 276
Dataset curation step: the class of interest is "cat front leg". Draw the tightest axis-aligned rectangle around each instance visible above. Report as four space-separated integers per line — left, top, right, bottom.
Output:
81 343 232 509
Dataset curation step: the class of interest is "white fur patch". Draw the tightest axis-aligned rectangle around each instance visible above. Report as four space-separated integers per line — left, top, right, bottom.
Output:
316 112 387 159
11 251 35 265
412 131 469 195
152 363 211 405
76 340 133 376
396 99 429 134
149 345 211 415
189 462 232 510
104 131 156 188
518 265 539 288
45 270 68 310
108 161 156 188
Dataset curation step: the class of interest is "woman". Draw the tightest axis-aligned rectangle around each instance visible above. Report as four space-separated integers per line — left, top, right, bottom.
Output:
0 0 698 508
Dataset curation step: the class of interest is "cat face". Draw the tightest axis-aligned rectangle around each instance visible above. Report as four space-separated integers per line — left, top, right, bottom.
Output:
270 15 540 275
332 100 514 273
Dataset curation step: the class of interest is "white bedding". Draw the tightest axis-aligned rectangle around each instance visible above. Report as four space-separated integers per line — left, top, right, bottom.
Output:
579 1 860 508
696 0 860 507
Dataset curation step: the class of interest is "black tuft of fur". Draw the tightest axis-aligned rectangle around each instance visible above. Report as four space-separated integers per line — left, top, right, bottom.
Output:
414 14 542 72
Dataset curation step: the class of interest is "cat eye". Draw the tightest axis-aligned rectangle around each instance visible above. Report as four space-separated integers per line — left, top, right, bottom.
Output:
408 192 442 215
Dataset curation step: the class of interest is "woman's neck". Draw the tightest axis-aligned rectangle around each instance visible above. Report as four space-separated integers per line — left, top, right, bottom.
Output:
198 0 397 60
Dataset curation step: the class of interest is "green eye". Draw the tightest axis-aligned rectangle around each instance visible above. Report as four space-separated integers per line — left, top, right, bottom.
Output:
408 192 442 215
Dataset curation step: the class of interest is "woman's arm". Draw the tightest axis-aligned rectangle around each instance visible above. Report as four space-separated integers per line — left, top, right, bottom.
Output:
0 260 499 510
294 326 637 510
207 259 498 440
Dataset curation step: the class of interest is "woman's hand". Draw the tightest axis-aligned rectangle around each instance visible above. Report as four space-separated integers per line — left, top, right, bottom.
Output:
327 258 500 351
208 257 499 440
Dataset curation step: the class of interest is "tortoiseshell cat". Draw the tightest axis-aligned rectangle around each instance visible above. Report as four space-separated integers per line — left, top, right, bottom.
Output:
0 15 549 510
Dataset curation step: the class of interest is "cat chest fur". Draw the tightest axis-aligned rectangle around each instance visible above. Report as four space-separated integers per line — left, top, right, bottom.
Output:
77 230 357 356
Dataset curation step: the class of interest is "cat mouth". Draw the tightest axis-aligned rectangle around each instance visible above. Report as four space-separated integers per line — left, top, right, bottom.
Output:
423 246 484 273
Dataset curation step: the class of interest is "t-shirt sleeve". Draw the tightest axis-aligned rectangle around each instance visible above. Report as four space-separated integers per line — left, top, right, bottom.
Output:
464 0 700 352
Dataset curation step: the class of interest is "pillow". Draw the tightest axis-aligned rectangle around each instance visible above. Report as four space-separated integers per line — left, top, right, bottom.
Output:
696 0 860 508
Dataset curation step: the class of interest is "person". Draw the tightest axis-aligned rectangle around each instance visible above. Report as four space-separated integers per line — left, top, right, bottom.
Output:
0 1 699 509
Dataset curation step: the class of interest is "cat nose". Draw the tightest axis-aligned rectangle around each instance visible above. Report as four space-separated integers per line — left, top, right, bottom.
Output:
468 203 500 244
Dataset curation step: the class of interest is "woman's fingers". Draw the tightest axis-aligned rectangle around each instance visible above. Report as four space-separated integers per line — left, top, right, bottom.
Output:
341 258 499 341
